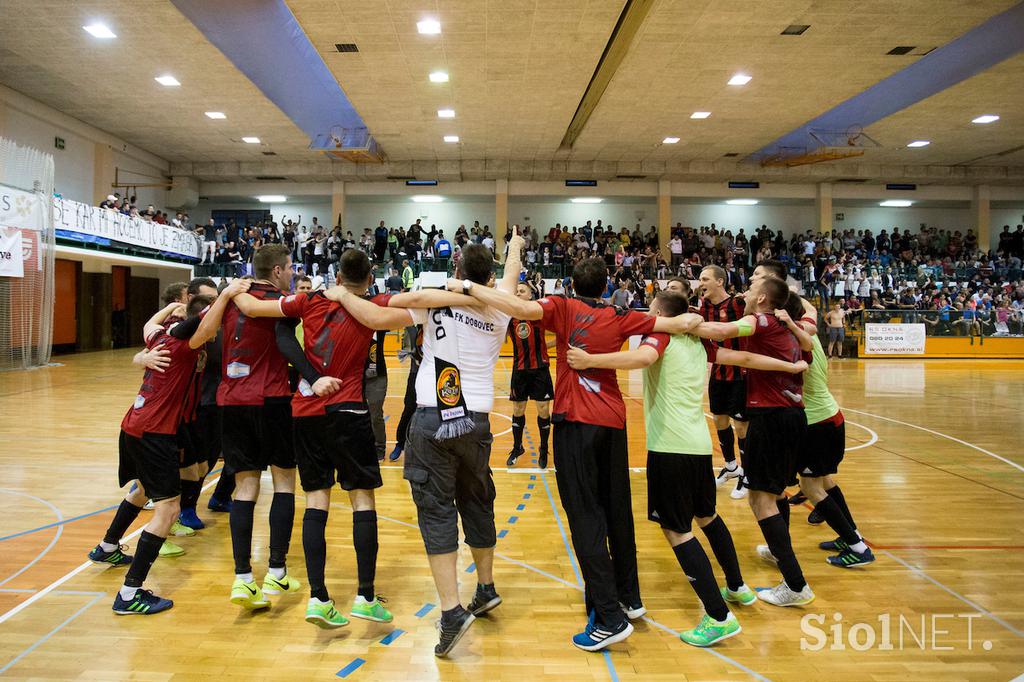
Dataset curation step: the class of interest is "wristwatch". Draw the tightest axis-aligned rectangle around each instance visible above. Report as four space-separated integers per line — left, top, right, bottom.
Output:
462 279 474 296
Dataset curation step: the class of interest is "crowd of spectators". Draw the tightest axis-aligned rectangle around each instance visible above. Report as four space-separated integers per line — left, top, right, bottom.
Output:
98 192 189 228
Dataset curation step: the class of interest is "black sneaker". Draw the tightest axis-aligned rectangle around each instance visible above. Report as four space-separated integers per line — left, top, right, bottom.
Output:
112 588 173 615
434 607 476 657
468 583 502 616
538 448 548 469
88 544 132 566
506 447 525 467
788 492 808 505
807 507 825 525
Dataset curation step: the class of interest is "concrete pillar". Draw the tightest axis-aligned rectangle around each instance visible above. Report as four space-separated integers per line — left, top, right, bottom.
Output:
816 183 833 234
331 180 346 228
93 143 116 205
657 179 671 258
495 178 508 260
972 184 991 252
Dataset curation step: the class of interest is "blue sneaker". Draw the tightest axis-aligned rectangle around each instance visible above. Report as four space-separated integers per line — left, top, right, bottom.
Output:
178 508 205 530
112 589 173 615
207 495 232 513
827 547 875 568
388 445 403 462
88 544 132 566
571 619 633 651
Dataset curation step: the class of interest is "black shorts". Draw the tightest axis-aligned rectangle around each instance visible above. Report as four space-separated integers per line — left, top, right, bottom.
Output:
221 400 295 473
647 452 716 533
708 379 747 420
118 431 180 502
742 407 807 495
194 404 222 469
179 422 202 468
509 367 554 402
797 415 845 478
293 411 383 492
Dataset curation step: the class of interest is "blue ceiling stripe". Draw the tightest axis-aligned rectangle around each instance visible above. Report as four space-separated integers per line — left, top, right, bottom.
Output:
171 0 364 140
749 2 1024 160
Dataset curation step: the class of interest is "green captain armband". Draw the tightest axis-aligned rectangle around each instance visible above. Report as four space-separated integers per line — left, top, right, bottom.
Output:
733 320 754 337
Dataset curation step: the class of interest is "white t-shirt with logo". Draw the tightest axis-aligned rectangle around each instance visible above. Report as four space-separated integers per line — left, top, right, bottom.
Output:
412 305 511 414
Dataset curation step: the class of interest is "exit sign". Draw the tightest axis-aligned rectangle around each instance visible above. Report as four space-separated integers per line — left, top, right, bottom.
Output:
54 137 65 150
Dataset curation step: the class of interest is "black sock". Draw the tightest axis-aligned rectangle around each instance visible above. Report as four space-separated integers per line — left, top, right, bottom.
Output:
776 497 791 527
441 604 467 625
672 538 729 622
268 492 295 570
737 437 746 465
716 426 735 464
124 530 164 588
180 479 200 511
825 484 858 531
194 473 208 505
758 515 806 592
103 499 143 546
701 516 743 592
229 499 256 574
302 508 329 601
537 416 551 452
353 510 379 601
213 473 235 501
815 495 860 545
511 415 525 450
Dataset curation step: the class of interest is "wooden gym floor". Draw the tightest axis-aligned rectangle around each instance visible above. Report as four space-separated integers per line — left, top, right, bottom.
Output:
0 351 1022 681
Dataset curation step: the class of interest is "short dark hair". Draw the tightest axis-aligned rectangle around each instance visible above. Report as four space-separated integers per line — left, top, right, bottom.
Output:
655 291 689 317
572 257 609 298
457 243 494 285
254 243 291 280
187 277 216 296
667 276 692 297
700 264 725 284
339 249 372 284
757 259 787 280
187 294 214 317
161 282 188 305
761 276 790 309
783 291 805 321
296 275 312 286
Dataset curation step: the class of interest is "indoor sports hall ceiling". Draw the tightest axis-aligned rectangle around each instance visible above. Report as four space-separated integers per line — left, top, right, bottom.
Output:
0 0 1022 183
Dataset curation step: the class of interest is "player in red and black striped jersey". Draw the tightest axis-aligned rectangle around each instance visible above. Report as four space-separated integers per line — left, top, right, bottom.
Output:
698 265 750 499
506 281 555 468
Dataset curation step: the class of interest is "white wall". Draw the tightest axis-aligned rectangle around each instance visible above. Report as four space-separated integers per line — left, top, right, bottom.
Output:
992 207 1024 230
832 205 972 233
190 198 332 227
509 199 656 230
346 198 496 234
5 107 94 203
672 202 816 236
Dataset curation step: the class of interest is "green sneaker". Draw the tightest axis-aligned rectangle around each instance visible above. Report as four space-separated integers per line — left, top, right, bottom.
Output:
306 598 349 629
230 578 270 610
169 520 195 537
720 584 757 606
350 595 393 623
679 613 741 647
262 572 301 596
158 540 185 557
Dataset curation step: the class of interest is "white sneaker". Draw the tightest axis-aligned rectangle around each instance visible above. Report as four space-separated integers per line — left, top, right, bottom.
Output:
756 581 814 607
715 465 741 487
730 479 748 499
755 544 778 564
143 499 155 511
619 601 647 619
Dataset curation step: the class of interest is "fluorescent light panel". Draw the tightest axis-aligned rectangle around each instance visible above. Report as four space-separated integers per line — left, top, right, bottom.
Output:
727 73 752 85
242 136 261 144
879 200 913 207
429 71 449 83
417 19 441 34
205 111 226 119
443 135 459 143
906 140 930 147
256 195 286 203
725 199 758 205
83 23 116 39
662 136 680 144
412 195 443 203
155 75 180 87
570 197 602 204
972 114 999 124
437 109 455 118
690 111 711 119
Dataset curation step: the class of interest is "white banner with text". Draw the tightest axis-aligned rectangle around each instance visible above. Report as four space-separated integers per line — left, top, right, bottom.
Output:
0 228 24 277
864 323 927 355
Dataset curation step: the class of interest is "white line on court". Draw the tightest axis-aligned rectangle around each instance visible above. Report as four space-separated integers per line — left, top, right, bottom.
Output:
844 420 878 451
0 489 65 588
0 475 222 624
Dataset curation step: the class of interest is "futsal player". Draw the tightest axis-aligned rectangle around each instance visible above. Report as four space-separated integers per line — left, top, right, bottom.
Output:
455 255 700 651
566 290 808 646
388 324 422 462
691 276 815 607
698 265 750 499
219 244 302 610
88 280 248 615
506 281 554 468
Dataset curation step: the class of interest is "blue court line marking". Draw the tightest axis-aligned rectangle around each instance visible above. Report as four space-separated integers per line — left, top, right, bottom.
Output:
602 651 619 682
516 504 525 511
0 592 104 675
508 516 518 524
379 629 405 646
497 529 508 538
539 472 583 587
465 563 476 573
336 658 366 678
414 603 435 618
527 484 535 490
523 493 531 499
529 475 536 480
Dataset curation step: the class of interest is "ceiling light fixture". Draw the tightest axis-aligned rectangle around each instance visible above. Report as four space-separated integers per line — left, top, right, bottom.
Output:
443 135 460 143
437 109 455 118
971 114 1000 124
205 111 226 119
725 199 758 205
417 19 441 35
570 197 603 204
727 74 752 86
429 71 449 83
690 111 711 119
155 75 181 87
879 200 913 207
256 195 286 203
83 23 117 39
662 136 680 144
906 140 930 147
242 136 261 144
412 195 444 203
